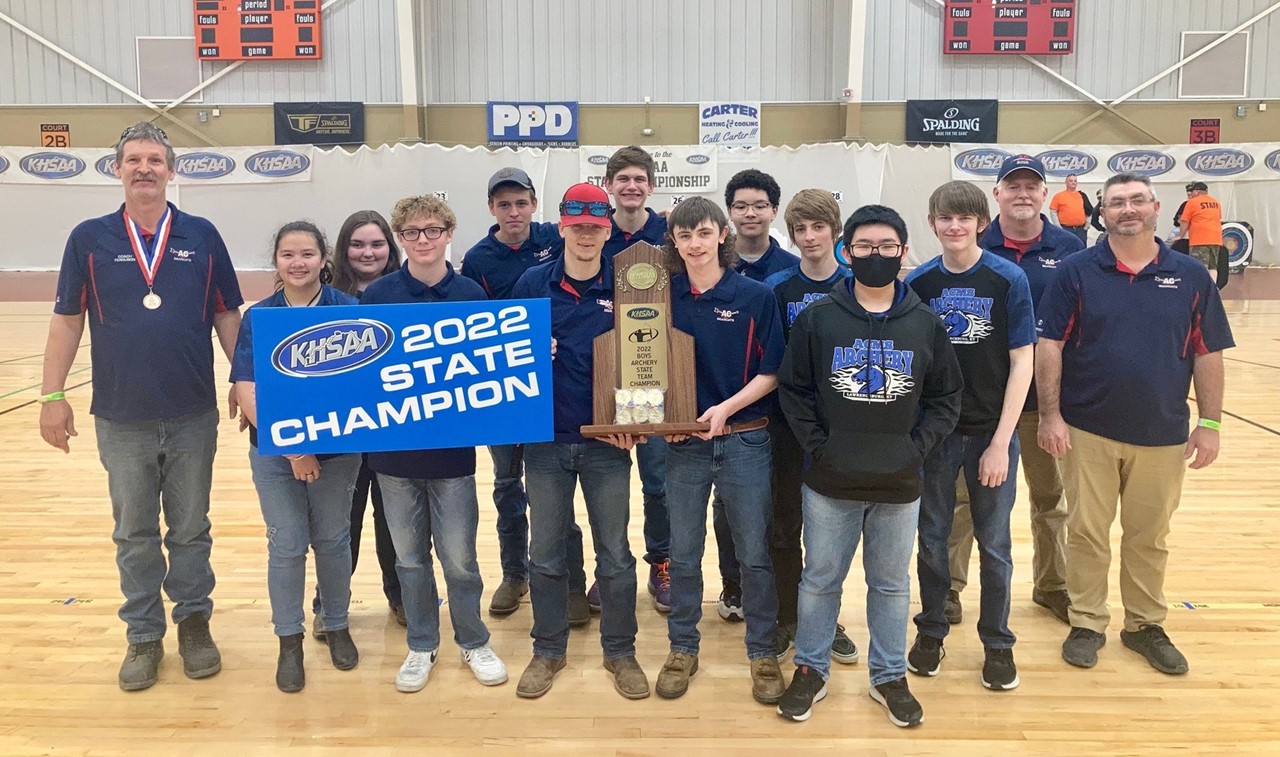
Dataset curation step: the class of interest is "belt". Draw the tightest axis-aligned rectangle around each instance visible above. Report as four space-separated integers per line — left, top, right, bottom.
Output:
721 417 769 436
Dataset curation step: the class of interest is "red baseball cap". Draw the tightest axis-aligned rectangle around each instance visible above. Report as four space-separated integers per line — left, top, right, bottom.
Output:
559 182 612 228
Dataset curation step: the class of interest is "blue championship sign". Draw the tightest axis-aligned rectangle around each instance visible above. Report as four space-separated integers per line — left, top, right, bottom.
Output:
252 300 554 455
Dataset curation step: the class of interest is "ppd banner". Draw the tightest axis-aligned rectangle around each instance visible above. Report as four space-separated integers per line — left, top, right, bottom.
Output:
950 143 1280 183
580 145 717 195
274 101 365 146
905 100 999 144
700 102 761 147
0 146 314 185
252 300 554 455
488 102 579 147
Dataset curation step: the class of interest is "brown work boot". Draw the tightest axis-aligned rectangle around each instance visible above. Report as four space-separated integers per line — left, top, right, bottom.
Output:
177 613 222 679
751 656 786 704
655 651 699 699
489 579 528 617
118 640 164 691
516 654 566 699
603 655 650 700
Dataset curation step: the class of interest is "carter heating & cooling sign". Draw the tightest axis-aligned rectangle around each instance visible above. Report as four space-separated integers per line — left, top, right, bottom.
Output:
906 100 999 144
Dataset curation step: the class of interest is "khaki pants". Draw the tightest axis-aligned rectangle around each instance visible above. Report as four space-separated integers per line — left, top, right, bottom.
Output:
1061 426 1185 633
949 411 1068 593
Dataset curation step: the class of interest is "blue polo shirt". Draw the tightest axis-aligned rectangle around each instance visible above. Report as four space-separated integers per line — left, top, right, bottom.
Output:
603 209 667 258
981 214 1085 412
672 268 785 425
228 285 357 452
512 256 615 444
1037 240 1234 447
460 221 563 300
736 238 800 282
53 202 244 423
359 264 486 478
764 265 851 342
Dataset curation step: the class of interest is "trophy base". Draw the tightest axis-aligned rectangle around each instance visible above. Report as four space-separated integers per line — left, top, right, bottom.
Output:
579 422 709 439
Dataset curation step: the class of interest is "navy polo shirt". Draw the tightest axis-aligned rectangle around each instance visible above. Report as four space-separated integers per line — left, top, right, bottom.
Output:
1037 240 1234 447
671 268 785 424
53 202 244 423
512 256 615 444
736 238 800 282
603 209 667 258
764 265 851 342
359 264 486 479
228 285 358 452
460 221 563 300
981 214 1085 412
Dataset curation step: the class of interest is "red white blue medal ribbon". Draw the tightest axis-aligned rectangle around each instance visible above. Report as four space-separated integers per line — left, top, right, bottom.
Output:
123 206 172 292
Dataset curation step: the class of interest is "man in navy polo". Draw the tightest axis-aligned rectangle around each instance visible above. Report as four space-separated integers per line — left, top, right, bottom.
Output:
947 154 1084 627
460 168 585 621
510 183 649 701
39 122 244 691
1038 172 1233 676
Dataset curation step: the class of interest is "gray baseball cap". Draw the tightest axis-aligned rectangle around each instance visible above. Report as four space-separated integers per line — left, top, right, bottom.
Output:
487 167 535 197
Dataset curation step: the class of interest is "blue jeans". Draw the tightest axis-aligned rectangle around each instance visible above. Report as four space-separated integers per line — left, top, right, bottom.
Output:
666 430 777 659
525 441 637 660
95 408 218 644
250 449 361 636
379 474 489 652
489 444 587 591
637 436 670 564
916 431 1019 648
794 486 918 684
712 492 739 585
313 455 402 613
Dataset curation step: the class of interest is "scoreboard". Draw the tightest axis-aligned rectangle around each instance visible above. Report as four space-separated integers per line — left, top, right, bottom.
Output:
195 0 322 61
944 0 1076 55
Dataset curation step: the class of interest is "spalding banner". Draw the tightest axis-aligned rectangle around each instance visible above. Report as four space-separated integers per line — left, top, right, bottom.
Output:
0 146 313 185
951 142 1280 182
252 300 554 455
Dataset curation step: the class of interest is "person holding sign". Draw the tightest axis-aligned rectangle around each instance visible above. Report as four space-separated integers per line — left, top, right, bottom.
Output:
360 195 509 693
230 221 363 692
510 183 650 700
39 122 243 691
655 197 786 704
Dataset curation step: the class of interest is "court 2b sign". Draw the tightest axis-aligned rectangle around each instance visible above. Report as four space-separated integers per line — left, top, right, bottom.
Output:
905 100 999 144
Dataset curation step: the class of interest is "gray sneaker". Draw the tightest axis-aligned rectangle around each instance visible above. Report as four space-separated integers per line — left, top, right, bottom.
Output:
177 613 222 679
119 640 164 691
1121 625 1188 675
1062 627 1106 668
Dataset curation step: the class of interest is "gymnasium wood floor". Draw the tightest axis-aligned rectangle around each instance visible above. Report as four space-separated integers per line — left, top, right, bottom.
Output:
1 298 1278 756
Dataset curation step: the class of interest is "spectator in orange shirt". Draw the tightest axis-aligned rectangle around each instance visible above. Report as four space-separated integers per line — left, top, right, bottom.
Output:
1178 182 1223 274
1049 175 1093 246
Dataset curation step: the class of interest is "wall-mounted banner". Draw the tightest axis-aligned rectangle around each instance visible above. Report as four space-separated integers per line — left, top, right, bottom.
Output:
0 146 314 185
950 143 1280 183
580 145 717 195
252 300 554 455
487 102 579 147
906 100 999 144
274 102 365 145
700 102 761 147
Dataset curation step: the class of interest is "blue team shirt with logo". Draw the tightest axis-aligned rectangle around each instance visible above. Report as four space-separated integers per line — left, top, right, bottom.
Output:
603 209 667 258
460 221 563 300
736 238 800 282
764 265 852 342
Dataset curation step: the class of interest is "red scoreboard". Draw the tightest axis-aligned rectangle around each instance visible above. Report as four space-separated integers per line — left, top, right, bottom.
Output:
195 0 323 61
944 0 1077 55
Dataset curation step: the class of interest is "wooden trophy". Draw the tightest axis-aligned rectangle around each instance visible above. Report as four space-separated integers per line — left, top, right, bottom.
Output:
580 242 707 438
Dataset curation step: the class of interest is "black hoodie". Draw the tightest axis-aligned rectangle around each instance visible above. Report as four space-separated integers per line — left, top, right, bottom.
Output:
778 280 963 504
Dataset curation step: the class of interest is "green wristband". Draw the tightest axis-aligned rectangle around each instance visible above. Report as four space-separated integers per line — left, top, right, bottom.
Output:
1197 418 1221 431
38 391 66 404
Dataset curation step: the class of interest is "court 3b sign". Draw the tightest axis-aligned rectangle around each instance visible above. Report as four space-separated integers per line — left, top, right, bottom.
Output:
488 102 579 148
906 100 999 145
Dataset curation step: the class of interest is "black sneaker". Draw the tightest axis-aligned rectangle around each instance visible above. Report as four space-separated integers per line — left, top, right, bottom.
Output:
1033 589 1072 625
981 647 1020 690
776 665 827 722
944 590 963 625
775 623 796 662
1061 627 1106 668
831 624 859 664
907 634 944 677
869 677 923 728
1121 625 1189 675
717 581 744 622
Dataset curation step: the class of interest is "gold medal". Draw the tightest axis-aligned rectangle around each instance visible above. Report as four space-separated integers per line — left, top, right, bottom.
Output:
143 292 162 310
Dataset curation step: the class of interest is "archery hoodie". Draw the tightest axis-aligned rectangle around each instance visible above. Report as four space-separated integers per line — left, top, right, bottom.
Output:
778 279 963 504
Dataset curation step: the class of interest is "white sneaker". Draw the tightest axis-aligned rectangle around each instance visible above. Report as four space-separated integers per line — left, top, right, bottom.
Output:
462 644 508 686
396 649 438 692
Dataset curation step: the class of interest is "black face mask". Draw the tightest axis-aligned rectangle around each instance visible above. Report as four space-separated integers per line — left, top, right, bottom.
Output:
848 254 902 289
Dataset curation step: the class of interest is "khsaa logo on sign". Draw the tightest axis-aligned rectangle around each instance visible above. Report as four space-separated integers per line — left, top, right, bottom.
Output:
246 149 310 178
176 152 236 180
1106 150 1175 177
587 154 609 166
1186 148 1254 177
20 152 86 180
0 155 8 175
271 320 394 378
953 148 1013 176
95 155 117 178
1266 149 1280 174
1036 150 1098 176
686 154 711 165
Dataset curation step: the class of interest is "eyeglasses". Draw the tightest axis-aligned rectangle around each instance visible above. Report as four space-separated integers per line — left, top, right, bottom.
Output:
561 200 610 217
398 226 449 241
1103 197 1154 210
730 201 774 213
848 243 903 258
119 123 168 141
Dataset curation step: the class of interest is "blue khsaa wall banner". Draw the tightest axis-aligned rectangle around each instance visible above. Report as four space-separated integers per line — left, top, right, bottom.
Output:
252 300 554 455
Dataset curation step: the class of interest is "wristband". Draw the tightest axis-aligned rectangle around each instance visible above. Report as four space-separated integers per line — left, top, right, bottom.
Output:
1197 418 1221 431
38 391 66 404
